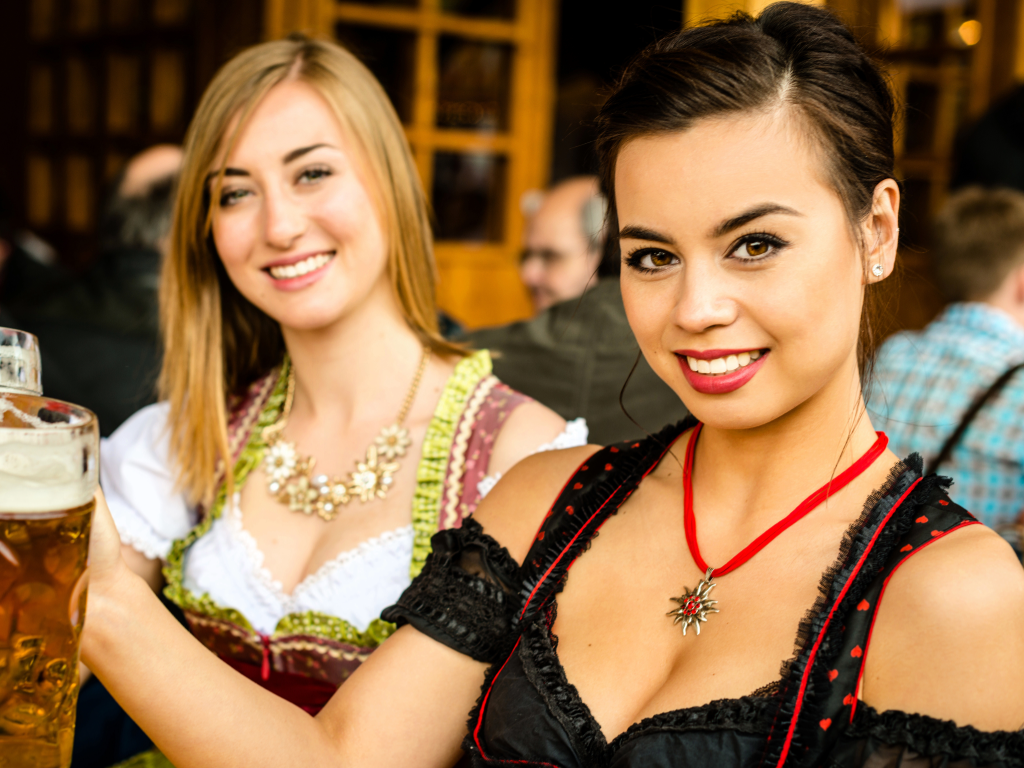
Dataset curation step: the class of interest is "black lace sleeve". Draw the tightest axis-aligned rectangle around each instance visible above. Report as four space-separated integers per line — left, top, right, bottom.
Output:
381 518 522 664
827 705 1024 768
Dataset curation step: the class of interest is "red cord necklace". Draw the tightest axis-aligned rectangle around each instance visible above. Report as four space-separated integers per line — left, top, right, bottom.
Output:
667 423 888 636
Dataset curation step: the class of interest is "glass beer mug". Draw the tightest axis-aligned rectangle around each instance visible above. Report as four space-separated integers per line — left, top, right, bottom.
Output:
0 328 98 768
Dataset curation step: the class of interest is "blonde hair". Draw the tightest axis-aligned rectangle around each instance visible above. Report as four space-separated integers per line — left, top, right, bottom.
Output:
160 35 464 506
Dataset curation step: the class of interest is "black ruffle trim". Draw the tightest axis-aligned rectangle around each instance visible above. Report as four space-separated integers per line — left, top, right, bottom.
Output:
518 419 692 614
849 703 1024 766
766 457 917 765
381 518 521 664
608 693 776 755
765 457 967 767
519 609 608 764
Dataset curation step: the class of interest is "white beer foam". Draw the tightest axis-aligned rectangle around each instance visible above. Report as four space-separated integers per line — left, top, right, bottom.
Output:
0 399 97 514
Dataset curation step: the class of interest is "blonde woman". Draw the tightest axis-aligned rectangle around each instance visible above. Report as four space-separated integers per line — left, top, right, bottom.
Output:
99 35 583 733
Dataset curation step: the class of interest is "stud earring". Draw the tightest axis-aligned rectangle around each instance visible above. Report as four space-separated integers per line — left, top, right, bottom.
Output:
872 264 884 277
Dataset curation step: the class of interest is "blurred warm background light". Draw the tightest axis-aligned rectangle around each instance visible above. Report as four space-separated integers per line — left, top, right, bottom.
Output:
959 19 982 46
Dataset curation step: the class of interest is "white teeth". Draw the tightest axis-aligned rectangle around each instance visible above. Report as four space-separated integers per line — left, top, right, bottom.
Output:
269 253 332 280
686 350 765 376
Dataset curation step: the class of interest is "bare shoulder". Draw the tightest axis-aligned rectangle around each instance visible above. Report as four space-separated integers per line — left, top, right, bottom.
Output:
863 522 1024 730
473 444 603 564
487 399 569 477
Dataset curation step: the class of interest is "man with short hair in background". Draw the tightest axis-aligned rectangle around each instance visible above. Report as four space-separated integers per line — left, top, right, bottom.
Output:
867 186 1024 532
519 176 607 313
469 176 688 445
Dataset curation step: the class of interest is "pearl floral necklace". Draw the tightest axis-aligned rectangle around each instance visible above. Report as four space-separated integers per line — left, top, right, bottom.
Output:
261 349 429 521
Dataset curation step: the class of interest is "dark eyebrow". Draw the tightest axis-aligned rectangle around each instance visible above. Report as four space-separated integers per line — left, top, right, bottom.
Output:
204 167 248 185
203 144 334 185
711 203 802 238
618 225 674 244
283 143 332 164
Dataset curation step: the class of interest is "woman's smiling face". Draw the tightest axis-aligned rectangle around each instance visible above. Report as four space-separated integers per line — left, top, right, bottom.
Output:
617 111 890 430
209 79 391 332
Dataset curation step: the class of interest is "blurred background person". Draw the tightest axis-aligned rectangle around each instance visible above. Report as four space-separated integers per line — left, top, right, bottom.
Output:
867 186 1024 538
12 145 181 436
469 179 688 445
518 176 606 314
0 195 62 323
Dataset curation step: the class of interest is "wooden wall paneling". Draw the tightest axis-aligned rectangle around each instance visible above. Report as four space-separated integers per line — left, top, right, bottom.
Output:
69 0 101 35
107 53 141 134
31 0 59 40
65 154 93 231
66 56 97 135
990 0 1022 100
153 0 192 27
685 0 822 27
27 156 54 229
29 65 55 135
264 0 327 40
150 49 186 135
967 0 998 118
108 0 141 29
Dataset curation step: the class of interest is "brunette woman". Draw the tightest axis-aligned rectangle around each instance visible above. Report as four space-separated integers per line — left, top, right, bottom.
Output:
85 5 1024 767
96 34 583 742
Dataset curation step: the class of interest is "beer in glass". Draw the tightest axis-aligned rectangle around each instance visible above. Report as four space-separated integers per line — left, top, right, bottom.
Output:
0 385 98 768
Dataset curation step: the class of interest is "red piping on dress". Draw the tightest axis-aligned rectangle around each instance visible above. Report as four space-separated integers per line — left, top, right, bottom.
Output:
530 448 602 543
519 433 678 620
519 484 626 620
849 518 980 722
471 636 560 767
774 477 922 767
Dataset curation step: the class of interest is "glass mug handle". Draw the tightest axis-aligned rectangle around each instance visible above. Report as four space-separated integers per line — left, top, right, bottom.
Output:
0 327 43 396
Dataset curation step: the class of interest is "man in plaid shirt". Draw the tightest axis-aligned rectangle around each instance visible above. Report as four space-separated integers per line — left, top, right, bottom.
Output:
867 187 1024 530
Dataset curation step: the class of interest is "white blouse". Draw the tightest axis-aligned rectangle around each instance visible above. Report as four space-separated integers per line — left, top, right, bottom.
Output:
101 403 588 635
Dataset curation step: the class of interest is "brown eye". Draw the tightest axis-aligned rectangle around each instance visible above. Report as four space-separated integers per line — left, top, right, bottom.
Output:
745 240 769 257
650 251 674 267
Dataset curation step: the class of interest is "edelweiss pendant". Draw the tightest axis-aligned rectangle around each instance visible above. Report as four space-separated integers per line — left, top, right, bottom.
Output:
667 568 720 636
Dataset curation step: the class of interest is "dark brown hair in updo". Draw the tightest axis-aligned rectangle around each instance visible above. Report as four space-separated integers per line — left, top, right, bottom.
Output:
595 1 899 376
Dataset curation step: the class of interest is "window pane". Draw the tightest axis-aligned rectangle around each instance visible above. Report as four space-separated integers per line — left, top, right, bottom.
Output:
69 0 101 34
152 0 192 26
432 152 507 242
28 65 54 135
66 155 94 231
66 57 96 135
150 50 186 134
335 23 417 125
441 0 516 20
437 36 512 130
27 156 53 228
107 54 141 134
31 0 58 40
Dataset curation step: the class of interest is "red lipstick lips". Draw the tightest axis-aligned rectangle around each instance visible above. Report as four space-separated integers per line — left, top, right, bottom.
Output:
675 349 769 395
